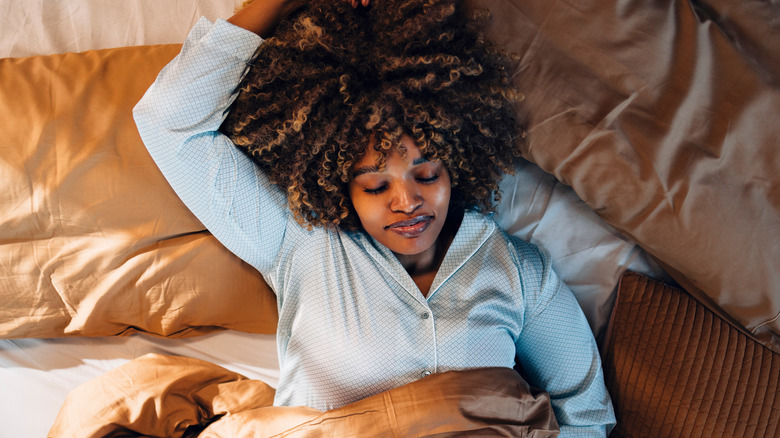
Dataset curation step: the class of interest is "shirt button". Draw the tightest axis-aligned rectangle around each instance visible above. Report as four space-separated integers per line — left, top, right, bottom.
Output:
421 312 430 319
421 370 432 378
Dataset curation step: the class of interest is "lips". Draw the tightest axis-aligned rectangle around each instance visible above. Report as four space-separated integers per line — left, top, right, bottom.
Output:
386 215 433 237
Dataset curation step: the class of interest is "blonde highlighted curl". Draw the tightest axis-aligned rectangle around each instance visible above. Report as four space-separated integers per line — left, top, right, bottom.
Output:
221 0 525 230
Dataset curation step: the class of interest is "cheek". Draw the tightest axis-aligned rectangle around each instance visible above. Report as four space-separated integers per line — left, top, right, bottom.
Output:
431 175 453 209
354 199 378 225
348 188 381 229
433 184 451 205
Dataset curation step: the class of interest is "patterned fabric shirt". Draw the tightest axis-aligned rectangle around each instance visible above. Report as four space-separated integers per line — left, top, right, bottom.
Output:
133 17 615 437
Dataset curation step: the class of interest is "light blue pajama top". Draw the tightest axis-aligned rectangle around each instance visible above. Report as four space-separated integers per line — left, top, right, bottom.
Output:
133 17 615 437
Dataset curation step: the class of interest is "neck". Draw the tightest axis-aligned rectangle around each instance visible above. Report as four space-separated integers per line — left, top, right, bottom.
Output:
394 246 439 276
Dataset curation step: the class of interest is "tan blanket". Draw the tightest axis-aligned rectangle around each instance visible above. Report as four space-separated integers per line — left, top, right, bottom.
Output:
49 354 559 437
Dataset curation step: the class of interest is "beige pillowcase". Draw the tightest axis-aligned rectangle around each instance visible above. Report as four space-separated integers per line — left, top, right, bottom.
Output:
0 45 277 338
470 0 780 352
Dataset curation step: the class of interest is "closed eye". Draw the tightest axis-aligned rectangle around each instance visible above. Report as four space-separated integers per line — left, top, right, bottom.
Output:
364 185 388 195
417 174 440 184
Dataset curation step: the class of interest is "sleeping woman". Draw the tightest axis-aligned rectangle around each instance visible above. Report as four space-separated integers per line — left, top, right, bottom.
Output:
133 0 616 435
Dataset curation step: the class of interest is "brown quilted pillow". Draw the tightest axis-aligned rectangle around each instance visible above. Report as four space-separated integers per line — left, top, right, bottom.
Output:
603 272 780 437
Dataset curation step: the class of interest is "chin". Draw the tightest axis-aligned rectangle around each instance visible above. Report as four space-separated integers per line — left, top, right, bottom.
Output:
388 243 428 256
383 234 436 256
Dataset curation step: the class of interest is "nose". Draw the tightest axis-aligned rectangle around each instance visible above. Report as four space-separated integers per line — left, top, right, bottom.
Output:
389 180 422 214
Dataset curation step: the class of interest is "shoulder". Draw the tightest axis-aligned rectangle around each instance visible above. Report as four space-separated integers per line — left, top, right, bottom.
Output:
277 218 368 262
477 212 549 273
488 222 564 318
462 212 552 288
507 234 549 277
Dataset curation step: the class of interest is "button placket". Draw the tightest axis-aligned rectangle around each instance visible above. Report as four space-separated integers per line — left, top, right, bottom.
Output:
417 301 436 380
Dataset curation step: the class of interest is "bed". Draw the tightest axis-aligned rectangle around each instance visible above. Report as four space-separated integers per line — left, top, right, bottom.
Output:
1 0 778 436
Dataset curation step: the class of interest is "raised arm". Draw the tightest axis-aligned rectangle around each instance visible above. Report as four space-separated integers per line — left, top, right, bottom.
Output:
512 239 616 437
133 0 305 273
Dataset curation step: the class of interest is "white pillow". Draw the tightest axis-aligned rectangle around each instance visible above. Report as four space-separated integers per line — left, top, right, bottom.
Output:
0 0 244 58
496 160 669 339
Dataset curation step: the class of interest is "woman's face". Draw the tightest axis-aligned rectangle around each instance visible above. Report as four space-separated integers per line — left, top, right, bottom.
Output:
348 135 452 260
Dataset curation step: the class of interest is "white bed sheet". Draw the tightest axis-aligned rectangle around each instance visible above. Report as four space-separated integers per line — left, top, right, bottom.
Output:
0 1 667 436
0 333 280 438
0 0 244 58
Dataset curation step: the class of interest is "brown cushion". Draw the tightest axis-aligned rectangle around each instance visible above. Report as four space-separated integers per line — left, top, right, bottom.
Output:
602 272 780 437
0 45 277 338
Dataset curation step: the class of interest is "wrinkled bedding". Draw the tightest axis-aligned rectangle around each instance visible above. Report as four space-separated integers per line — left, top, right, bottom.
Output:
1 0 779 436
0 44 278 338
473 0 780 352
0 1 244 58
50 354 559 437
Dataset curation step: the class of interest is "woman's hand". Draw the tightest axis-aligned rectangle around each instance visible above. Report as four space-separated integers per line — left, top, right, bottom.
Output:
228 0 309 38
230 0 371 38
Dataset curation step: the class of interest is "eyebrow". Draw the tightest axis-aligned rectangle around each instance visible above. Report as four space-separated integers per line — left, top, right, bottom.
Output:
351 157 430 178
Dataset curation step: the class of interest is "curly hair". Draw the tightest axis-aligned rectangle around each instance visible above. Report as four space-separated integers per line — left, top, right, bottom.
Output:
221 0 525 230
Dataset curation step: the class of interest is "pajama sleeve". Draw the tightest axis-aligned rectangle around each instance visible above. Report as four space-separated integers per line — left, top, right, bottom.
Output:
134 18 289 274
512 239 616 437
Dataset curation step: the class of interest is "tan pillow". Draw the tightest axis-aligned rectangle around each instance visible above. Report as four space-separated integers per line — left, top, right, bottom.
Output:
603 272 780 437
0 45 277 338
468 0 780 352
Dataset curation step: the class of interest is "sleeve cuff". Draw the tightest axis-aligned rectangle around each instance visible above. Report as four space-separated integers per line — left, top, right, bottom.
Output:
188 17 264 63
